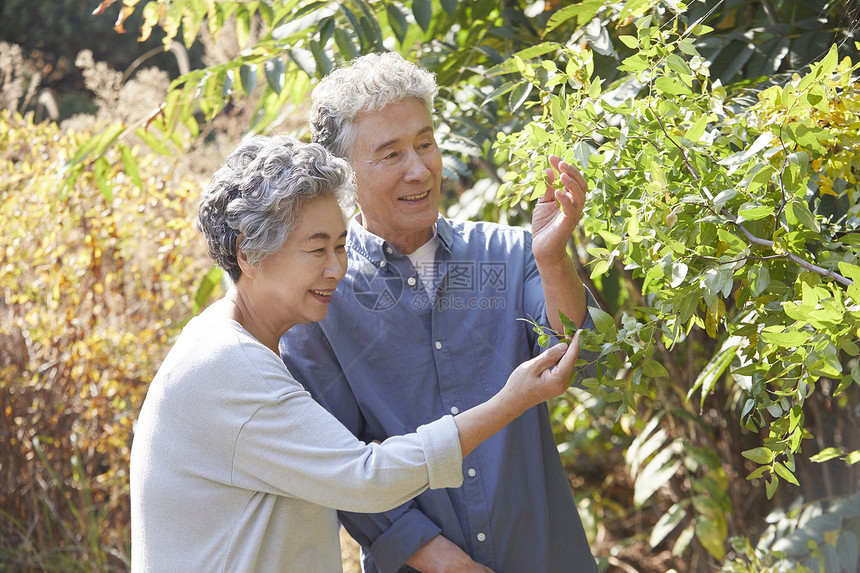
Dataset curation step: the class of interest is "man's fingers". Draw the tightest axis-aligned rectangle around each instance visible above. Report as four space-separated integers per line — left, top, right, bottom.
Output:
541 168 558 201
557 160 588 193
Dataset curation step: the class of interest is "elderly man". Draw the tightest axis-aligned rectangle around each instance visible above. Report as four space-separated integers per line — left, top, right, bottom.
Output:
280 52 599 573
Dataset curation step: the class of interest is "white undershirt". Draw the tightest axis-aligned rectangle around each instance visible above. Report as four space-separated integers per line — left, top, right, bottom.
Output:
406 229 441 299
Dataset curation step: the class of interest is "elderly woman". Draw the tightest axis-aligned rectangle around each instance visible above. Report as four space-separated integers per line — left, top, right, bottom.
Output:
129 134 579 572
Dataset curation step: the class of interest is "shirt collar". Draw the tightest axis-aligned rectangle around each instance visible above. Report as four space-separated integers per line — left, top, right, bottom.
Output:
347 214 453 267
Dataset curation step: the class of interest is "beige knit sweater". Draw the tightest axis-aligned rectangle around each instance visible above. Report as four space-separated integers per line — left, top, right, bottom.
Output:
130 311 463 572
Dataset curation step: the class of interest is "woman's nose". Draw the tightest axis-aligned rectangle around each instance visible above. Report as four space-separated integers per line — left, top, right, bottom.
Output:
325 250 347 281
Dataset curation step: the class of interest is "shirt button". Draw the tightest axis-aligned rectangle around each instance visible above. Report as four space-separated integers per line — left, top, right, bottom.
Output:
435 341 442 350
407 277 416 286
476 532 486 542
467 468 476 477
379 260 387 268
385 246 393 254
450 406 459 415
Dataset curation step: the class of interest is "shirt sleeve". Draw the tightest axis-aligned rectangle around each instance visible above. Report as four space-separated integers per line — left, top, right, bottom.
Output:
231 340 464 512
280 321 453 572
341 505 444 573
522 230 602 379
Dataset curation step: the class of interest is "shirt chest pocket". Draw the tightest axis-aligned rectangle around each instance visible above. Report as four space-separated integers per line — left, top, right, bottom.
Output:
466 307 533 398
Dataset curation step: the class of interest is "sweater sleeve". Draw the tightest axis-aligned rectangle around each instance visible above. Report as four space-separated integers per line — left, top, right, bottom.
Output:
228 341 464 512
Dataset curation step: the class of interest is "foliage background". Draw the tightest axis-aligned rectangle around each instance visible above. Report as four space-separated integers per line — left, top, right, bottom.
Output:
2 0 860 572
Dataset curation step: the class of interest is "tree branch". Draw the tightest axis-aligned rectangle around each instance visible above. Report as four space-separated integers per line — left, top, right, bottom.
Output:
645 106 854 288
729 217 854 287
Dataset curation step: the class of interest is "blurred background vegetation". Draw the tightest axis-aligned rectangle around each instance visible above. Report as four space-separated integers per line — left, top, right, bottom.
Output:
1 1 859 571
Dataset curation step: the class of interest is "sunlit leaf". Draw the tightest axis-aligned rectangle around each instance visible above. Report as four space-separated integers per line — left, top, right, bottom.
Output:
412 0 432 31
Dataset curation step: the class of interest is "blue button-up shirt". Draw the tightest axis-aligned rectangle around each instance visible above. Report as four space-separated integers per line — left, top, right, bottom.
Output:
280 215 598 573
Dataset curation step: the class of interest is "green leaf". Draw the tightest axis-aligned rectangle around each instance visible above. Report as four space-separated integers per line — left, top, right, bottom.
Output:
590 258 611 279
765 475 778 499
509 81 533 112
235 5 251 47
572 141 592 170
386 3 408 43
412 0 432 31
751 265 771 297
634 446 681 507
746 163 774 192
787 199 820 232
685 115 708 142
695 514 727 560
68 122 126 168
666 53 692 77
742 447 775 465
264 57 286 94
134 127 171 156
642 360 669 378
747 466 768 480
655 76 692 96
222 69 234 98
761 328 810 348
93 156 113 201
544 0 602 35
811 447 844 463
838 262 860 302
690 339 739 407
482 81 517 107
773 461 799 486
514 42 562 61
333 28 358 60
625 417 663 475
588 306 615 334
239 63 257 96
650 502 687 547
119 143 142 189
620 53 649 72
738 204 773 221
558 309 579 336
619 35 638 49
712 188 737 211
673 524 696 556
309 39 332 76
194 266 223 314
440 0 457 15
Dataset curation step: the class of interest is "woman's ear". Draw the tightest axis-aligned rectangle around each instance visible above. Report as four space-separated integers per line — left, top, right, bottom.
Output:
235 235 256 278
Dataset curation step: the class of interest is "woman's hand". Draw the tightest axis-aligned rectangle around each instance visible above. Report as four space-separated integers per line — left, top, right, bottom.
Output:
453 333 580 457
503 332 581 407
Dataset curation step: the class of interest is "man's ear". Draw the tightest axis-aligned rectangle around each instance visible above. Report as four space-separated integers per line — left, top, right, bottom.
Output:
235 235 256 278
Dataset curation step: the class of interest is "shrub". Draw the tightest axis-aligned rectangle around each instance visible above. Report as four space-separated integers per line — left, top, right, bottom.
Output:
0 109 215 571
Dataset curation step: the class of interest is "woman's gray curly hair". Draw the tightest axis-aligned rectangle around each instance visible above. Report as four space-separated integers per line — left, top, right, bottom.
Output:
310 52 438 160
196 134 356 283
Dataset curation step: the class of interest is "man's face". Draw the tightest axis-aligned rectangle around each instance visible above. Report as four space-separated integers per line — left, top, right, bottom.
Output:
349 98 443 254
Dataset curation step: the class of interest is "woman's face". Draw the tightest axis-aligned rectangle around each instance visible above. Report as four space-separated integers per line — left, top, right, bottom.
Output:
250 194 348 330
